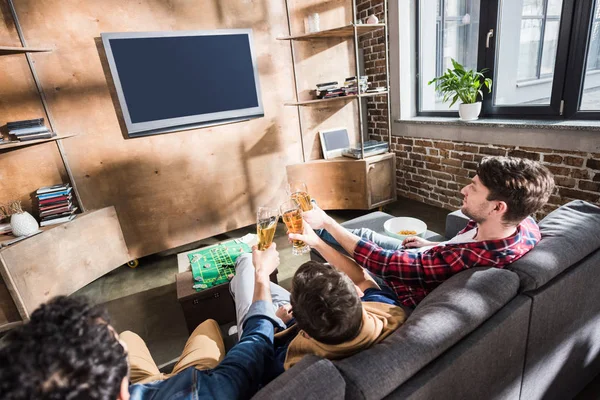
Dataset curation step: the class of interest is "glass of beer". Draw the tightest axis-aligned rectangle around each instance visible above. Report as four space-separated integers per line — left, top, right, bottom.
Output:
280 199 310 255
286 182 313 211
257 207 278 251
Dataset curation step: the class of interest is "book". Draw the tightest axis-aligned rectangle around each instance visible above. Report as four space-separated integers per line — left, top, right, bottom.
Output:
41 208 77 222
40 201 72 212
7 118 44 130
18 132 55 141
9 126 49 135
316 81 338 88
37 183 70 195
39 194 72 205
40 214 76 227
37 187 72 200
40 206 73 218
0 223 11 235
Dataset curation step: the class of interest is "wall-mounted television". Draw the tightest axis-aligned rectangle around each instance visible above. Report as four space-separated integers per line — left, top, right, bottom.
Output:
101 30 264 138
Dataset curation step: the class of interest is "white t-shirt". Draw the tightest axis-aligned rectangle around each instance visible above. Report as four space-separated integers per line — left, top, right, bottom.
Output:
416 228 478 252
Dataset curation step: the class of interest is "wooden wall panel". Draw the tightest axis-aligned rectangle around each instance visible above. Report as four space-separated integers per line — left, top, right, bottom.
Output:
7 0 303 258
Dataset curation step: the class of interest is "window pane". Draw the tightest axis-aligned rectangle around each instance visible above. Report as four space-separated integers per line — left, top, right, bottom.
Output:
547 0 562 16
518 19 542 81
540 20 560 76
419 0 480 112
522 0 544 16
580 0 600 110
493 0 564 106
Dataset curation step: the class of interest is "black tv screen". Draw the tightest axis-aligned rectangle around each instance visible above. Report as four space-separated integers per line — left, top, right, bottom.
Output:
101 30 264 137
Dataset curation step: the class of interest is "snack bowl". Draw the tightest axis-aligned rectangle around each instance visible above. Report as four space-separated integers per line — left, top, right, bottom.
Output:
383 217 428 240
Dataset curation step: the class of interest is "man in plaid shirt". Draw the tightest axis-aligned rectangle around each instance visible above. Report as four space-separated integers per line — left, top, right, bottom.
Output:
290 156 555 309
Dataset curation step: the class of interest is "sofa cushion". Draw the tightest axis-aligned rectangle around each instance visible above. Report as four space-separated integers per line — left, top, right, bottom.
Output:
507 200 600 292
252 355 345 400
334 267 520 400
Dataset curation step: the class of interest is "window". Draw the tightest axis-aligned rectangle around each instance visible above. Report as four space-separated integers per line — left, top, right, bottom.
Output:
417 0 600 119
418 0 480 112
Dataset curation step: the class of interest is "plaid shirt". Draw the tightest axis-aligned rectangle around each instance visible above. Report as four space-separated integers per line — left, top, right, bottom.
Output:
353 217 541 308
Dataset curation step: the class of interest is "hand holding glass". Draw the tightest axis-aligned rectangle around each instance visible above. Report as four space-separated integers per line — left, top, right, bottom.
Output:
257 207 278 251
280 199 310 255
286 182 313 211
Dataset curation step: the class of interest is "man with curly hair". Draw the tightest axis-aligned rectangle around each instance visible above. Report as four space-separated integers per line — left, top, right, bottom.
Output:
0 244 282 400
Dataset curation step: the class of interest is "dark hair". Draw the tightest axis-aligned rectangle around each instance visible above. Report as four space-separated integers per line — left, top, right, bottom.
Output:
477 156 555 224
0 296 128 400
290 261 363 344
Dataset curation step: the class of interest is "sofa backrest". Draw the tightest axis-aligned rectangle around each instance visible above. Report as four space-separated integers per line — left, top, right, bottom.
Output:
507 200 600 292
252 355 346 400
333 267 520 400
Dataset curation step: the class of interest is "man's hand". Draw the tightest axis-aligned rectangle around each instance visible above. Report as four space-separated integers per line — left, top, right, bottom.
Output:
288 221 322 248
252 243 280 278
275 304 293 324
402 236 436 248
301 205 332 230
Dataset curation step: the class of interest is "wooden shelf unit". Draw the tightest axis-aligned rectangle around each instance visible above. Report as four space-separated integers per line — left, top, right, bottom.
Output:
0 45 52 55
283 0 395 210
277 23 385 40
284 91 389 106
0 133 77 152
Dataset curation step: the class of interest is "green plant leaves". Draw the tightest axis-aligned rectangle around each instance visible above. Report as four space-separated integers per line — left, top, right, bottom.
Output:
428 58 493 107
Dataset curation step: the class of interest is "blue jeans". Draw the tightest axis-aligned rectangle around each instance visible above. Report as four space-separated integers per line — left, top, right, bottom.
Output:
316 228 405 252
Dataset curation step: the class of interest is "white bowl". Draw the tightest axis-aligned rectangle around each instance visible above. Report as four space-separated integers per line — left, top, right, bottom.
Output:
383 217 428 240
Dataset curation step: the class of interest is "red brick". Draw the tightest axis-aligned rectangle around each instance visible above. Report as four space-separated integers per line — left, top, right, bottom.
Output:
413 161 425 168
451 151 474 161
417 168 432 177
594 173 600 182
586 158 600 170
455 176 472 185
437 180 448 188
559 188 600 202
543 154 563 164
564 156 584 167
432 171 453 180
426 162 442 171
546 165 571 176
508 150 540 161
442 158 463 167
480 147 506 156
415 139 433 147
413 146 427 154
579 180 600 192
464 161 478 170
454 144 478 153
571 169 590 180
554 176 576 188
521 146 552 152
428 148 440 156
444 166 469 176
425 156 441 164
557 149 588 156
433 141 455 150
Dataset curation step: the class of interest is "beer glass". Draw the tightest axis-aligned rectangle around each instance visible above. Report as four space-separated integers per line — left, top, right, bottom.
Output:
280 199 310 255
257 207 278 251
286 182 313 211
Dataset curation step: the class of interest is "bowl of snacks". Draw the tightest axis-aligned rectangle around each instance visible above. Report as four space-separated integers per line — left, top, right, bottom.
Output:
383 217 428 241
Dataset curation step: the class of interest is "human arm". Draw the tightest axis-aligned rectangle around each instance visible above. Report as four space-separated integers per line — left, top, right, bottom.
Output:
203 245 283 399
289 222 379 292
402 236 441 248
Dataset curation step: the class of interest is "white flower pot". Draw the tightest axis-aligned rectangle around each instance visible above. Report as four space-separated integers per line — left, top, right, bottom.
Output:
10 212 39 237
458 102 482 121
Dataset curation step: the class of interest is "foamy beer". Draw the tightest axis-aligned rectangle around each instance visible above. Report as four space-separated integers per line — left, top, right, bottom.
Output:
257 207 278 251
286 182 313 211
280 199 310 255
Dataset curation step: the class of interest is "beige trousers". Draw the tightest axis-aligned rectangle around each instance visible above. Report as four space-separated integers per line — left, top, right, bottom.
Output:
120 318 225 384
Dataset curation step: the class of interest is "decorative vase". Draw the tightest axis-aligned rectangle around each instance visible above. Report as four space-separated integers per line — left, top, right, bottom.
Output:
458 102 482 121
10 212 39 237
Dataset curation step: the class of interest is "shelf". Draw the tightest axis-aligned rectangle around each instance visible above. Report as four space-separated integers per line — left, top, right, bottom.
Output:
0 46 52 55
277 23 385 40
0 133 77 152
284 91 389 106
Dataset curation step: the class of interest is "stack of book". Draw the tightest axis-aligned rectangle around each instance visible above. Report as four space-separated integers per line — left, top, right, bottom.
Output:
7 118 55 142
315 81 345 99
0 223 11 235
343 76 369 95
37 184 77 227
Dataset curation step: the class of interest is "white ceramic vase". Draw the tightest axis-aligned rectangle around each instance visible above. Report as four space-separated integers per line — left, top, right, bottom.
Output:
10 212 39 237
458 102 482 121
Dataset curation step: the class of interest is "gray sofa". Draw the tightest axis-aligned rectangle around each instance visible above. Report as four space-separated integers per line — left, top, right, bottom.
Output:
252 200 600 400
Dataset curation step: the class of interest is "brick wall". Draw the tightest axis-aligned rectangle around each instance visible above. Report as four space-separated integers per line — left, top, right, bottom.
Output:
391 137 600 220
357 0 388 140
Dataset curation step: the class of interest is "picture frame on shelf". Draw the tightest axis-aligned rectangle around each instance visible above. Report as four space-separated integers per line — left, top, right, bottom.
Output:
319 127 350 160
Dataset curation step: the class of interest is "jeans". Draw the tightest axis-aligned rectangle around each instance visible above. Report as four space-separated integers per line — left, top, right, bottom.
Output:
316 227 405 252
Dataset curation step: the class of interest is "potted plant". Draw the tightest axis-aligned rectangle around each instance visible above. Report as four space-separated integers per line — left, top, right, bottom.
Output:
3 200 39 237
428 59 492 121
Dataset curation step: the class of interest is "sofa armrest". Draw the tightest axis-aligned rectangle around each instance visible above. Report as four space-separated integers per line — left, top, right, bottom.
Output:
445 209 469 239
